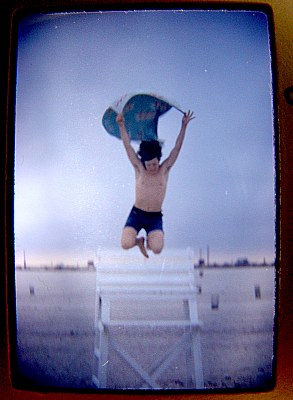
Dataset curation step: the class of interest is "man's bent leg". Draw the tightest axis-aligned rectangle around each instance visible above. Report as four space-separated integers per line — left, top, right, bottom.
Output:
121 227 149 258
121 227 137 249
147 230 164 255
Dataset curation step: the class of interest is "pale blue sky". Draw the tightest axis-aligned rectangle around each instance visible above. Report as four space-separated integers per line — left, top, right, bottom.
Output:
15 10 275 265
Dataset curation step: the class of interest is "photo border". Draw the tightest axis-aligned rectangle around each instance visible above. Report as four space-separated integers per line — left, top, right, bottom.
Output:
2 0 292 399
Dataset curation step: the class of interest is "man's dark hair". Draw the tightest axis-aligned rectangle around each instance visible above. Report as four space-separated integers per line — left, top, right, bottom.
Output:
138 140 162 163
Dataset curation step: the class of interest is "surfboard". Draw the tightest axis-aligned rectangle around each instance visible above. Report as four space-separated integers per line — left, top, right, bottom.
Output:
102 93 183 141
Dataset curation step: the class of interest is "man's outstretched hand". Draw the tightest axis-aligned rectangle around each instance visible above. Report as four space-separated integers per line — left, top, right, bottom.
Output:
182 110 195 127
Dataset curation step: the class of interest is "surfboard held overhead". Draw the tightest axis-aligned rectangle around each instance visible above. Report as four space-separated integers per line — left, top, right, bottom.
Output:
102 93 183 142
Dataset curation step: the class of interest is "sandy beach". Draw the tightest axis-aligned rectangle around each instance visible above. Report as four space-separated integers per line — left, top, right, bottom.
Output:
14 263 275 391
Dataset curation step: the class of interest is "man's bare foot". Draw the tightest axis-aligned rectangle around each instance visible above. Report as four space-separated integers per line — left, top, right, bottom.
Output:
136 237 149 258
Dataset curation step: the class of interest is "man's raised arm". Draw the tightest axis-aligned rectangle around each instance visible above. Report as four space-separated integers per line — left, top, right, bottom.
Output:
163 110 195 170
116 114 141 168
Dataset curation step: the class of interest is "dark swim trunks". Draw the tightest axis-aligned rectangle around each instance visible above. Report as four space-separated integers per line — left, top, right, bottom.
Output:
124 206 163 234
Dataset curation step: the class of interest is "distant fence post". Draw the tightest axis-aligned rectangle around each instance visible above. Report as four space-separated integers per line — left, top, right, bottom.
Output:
254 285 261 299
211 294 219 310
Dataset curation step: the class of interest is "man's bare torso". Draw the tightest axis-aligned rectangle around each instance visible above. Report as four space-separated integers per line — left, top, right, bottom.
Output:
134 164 169 212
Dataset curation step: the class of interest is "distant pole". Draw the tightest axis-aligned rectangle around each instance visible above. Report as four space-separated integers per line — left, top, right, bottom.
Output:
24 250 27 270
254 285 261 299
199 248 204 277
211 294 220 310
207 246 210 267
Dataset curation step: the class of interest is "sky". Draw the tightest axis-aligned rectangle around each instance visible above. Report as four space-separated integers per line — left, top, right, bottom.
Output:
14 9 275 266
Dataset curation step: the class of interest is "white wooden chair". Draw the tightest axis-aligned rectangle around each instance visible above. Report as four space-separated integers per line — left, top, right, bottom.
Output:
92 261 204 389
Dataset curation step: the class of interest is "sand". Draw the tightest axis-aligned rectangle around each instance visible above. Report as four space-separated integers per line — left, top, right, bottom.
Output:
14 266 275 391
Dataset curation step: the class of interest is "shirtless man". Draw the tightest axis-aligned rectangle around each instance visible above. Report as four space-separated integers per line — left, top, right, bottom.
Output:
116 110 195 258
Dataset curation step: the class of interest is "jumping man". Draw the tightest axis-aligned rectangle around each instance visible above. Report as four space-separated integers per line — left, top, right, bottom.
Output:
116 110 195 258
